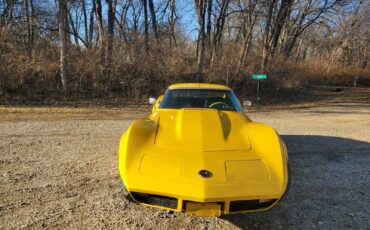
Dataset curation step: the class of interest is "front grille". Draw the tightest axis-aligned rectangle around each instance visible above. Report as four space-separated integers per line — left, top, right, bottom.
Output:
131 192 178 209
182 201 225 212
229 199 277 212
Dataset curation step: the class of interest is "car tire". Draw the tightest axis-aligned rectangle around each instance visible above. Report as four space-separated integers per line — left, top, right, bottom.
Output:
122 183 132 201
281 164 291 200
286 164 291 194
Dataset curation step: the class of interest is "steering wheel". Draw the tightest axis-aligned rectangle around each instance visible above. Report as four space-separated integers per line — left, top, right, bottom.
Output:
209 101 230 109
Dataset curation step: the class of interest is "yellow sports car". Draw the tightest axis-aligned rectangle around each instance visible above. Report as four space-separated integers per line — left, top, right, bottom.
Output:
118 83 289 217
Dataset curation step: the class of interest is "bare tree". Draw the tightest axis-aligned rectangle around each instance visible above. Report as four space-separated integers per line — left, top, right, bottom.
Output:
57 0 69 96
143 0 149 52
0 0 367 99
105 0 116 79
260 0 294 72
23 0 34 60
116 0 130 42
88 2 95 46
148 0 158 39
195 0 207 72
67 7 80 46
283 0 336 57
206 0 212 48
168 0 177 47
324 5 363 78
81 0 89 47
210 0 230 66
95 0 105 65
237 0 259 70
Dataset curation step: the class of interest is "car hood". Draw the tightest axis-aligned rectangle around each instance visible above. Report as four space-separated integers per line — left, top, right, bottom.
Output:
153 109 251 151
120 109 287 201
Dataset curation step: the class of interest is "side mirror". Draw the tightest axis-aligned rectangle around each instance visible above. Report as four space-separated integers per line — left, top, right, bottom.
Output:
157 95 164 105
243 100 252 107
149 97 156 105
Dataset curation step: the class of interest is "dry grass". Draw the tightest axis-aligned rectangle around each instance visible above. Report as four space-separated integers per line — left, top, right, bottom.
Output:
1 29 369 102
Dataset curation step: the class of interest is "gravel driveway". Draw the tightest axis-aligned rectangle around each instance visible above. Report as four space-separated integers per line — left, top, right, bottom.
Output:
0 101 369 229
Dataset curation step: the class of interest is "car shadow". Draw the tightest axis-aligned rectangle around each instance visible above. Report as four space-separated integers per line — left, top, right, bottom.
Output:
221 135 370 229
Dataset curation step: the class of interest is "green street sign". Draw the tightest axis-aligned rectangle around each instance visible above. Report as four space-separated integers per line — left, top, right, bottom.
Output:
251 74 267 110
252 74 267 79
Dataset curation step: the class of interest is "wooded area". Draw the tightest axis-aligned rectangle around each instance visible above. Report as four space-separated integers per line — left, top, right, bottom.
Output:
0 0 369 100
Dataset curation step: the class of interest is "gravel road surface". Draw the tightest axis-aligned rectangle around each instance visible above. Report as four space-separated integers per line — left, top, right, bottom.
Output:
1 99 369 229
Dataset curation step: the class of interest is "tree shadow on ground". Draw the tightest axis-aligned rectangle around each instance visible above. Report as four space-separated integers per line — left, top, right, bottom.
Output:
221 135 370 229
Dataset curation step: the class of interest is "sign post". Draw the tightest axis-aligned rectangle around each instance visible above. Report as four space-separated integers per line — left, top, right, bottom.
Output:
251 74 267 110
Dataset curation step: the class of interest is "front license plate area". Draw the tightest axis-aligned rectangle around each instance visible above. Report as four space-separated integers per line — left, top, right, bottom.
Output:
185 202 221 217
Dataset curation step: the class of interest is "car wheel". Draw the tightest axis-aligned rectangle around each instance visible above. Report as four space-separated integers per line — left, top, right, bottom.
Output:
286 164 291 195
122 183 132 201
281 164 291 200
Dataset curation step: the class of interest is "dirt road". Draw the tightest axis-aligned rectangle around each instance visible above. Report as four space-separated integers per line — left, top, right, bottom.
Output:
1 100 369 229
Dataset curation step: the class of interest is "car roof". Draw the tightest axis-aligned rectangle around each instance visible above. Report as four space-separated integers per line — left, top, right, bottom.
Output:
168 83 231 90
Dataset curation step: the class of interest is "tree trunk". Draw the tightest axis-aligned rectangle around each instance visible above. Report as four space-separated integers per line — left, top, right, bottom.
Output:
81 0 89 47
237 28 253 70
57 0 68 96
324 38 348 78
260 0 293 71
95 0 105 65
195 0 206 72
260 0 275 72
294 37 303 63
105 0 115 79
88 4 94 46
23 0 32 59
168 0 176 47
143 0 149 52
361 45 368 69
30 0 35 52
116 2 129 42
206 0 212 49
210 0 229 67
270 0 294 56
237 0 258 70
67 10 80 46
64 5 71 45
148 0 158 40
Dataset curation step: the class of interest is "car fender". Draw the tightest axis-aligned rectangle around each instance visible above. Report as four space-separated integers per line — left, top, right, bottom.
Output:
118 118 157 188
244 122 289 195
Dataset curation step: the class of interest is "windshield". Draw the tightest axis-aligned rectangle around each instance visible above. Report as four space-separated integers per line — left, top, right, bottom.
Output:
159 89 242 111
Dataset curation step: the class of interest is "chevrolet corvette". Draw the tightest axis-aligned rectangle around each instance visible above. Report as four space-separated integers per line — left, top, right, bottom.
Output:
118 83 289 217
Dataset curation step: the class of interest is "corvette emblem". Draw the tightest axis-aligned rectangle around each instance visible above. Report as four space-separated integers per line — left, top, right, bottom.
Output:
198 170 213 178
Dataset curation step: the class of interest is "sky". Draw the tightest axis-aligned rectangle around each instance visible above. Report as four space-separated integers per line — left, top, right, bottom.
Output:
31 0 199 43
175 0 199 40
